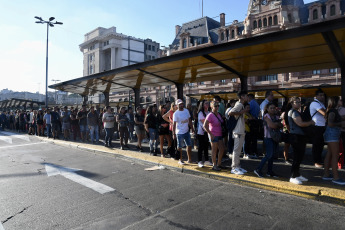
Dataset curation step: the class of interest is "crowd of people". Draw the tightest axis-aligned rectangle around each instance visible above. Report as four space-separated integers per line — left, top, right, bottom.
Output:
0 88 344 186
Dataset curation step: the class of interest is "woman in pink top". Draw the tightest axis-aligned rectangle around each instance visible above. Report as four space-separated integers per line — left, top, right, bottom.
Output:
204 100 225 171
163 102 178 159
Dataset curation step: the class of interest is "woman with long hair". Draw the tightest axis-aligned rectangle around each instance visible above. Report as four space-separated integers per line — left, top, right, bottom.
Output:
203 100 226 171
288 97 315 185
196 100 211 168
116 106 130 150
134 106 145 152
323 96 345 185
157 105 172 157
144 105 159 155
163 102 178 159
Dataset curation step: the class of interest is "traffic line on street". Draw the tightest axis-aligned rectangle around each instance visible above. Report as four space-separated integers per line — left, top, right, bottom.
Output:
0 142 47 149
0 131 30 142
44 163 115 194
0 135 12 144
0 222 5 230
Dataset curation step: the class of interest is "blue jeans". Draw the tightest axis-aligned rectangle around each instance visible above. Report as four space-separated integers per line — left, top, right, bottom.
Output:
46 124 52 137
177 132 192 149
148 128 158 151
105 128 114 145
89 125 99 142
257 138 277 173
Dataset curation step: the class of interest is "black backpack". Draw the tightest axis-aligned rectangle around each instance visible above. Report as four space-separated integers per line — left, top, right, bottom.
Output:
227 115 238 134
301 101 320 122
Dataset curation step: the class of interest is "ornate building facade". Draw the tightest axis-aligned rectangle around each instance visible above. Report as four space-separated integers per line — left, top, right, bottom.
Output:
109 0 345 106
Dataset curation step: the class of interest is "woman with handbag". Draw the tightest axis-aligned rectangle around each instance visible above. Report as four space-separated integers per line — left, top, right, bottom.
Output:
254 102 283 178
288 97 315 185
203 100 226 171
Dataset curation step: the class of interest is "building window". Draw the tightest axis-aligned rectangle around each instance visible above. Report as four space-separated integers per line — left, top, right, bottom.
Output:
288 14 292 23
144 44 147 50
152 56 155 60
330 5 336 16
89 45 95 51
89 65 94 74
273 15 278 25
231 78 237 83
313 9 318 20
183 38 187 48
221 32 225 41
199 82 205 85
312 70 321 75
258 74 277 81
253 20 257 29
231 30 235 39
148 45 151 50
329 68 337 75
263 18 267 27
103 40 109 46
89 53 94 62
220 79 226 85
268 16 272 26
146 97 152 102
258 19 262 28
140 97 145 103
152 45 155 51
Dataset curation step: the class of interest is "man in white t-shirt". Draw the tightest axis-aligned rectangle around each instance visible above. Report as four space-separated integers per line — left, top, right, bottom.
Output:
309 89 326 168
173 99 195 165
229 91 249 175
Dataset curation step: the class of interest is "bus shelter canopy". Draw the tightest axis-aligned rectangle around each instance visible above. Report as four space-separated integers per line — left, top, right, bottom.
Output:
49 17 345 96
0 98 45 110
187 85 341 101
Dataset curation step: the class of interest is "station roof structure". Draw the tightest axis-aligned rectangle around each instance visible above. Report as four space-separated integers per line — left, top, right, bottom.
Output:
187 85 341 101
49 17 345 96
0 98 45 110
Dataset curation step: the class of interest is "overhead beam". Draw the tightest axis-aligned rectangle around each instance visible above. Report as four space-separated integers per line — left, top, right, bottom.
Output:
322 31 345 67
137 68 176 84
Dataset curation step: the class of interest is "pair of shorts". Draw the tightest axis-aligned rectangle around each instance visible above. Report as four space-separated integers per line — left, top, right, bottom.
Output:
134 126 145 137
324 126 341 143
62 122 70 131
177 132 192 149
79 124 88 132
51 123 60 132
208 135 223 143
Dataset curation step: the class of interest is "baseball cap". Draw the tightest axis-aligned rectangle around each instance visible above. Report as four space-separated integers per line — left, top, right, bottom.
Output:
176 99 184 105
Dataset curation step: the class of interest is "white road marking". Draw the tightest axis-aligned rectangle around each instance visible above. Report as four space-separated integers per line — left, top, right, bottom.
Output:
44 163 115 194
0 142 47 149
0 136 12 144
0 222 5 230
0 131 30 142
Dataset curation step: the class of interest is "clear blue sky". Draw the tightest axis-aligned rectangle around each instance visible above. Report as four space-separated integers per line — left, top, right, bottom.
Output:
0 0 315 94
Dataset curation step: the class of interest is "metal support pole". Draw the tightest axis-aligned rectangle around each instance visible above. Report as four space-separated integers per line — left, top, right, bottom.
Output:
103 92 109 107
240 77 248 92
45 23 49 108
342 66 345 106
134 88 140 109
175 83 184 100
83 96 88 105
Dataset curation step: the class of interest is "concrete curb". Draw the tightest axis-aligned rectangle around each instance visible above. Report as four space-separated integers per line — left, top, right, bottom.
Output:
40 137 345 206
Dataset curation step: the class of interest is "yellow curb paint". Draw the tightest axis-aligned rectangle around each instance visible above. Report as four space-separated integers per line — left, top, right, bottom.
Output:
40 137 345 205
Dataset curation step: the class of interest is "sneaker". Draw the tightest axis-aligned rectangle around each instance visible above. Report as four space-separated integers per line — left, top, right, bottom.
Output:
231 168 244 175
139 147 144 152
120 146 124 150
296 176 308 182
322 174 333 181
204 161 213 166
285 160 292 165
332 178 345 185
254 169 264 178
290 177 303 185
239 168 247 173
243 154 250 159
178 160 185 165
266 172 279 178
315 163 323 168
198 161 204 168
212 166 221 171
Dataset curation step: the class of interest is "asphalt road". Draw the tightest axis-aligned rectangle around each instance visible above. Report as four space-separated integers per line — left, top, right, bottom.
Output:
1 131 345 230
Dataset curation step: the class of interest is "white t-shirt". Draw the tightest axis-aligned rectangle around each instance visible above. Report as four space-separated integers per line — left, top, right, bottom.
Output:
260 99 269 118
197 111 210 135
310 99 326 127
29 112 34 123
173 109 190 135
225 107 232 120
230 101 245 134
103 112 115 128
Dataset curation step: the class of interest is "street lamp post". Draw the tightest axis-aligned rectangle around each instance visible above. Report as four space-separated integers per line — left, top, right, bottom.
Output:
34 16 63 108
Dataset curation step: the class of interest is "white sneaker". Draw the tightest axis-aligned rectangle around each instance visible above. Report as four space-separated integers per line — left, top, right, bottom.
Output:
204 161 213 166
178 160 185 165
231 168 244 175
198 161 204 168
239 168 247 173
243 154 249 159
290 177 302 185
296 176 308 182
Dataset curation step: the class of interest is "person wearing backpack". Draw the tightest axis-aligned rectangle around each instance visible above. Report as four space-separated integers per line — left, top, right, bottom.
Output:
288 97 315 185
309 89 326 168
229 91 249 175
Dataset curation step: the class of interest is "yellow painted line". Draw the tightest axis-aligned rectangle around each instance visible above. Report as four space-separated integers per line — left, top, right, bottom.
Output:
41 137 345 205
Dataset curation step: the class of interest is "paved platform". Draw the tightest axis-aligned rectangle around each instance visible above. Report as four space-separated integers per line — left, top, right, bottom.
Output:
36 136 345 206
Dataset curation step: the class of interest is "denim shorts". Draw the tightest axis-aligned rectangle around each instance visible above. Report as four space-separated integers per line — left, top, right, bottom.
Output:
208 135 223 143
79 124 88 132
324 126 341 143
177 132 192 148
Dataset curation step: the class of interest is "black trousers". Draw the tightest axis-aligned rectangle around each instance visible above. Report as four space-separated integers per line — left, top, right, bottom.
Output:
312 126 326 164
197 134 209 162
244 131 257 155
290 134 307 178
